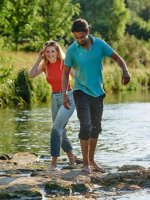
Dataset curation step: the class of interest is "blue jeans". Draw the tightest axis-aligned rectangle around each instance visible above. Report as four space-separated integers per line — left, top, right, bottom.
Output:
73 90 105 140
50 90 75 157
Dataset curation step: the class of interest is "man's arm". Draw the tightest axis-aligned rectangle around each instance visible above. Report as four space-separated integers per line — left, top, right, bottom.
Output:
62 66 71 109
111 51 130 85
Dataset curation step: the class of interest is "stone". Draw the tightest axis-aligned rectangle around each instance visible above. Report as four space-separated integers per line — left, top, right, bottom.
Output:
0 152 150 199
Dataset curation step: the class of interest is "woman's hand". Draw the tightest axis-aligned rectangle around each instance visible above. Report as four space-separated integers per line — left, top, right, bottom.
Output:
39 49 45 60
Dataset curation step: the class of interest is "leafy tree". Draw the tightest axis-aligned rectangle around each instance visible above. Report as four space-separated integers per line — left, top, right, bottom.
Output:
35 0 80 47
0 0 38 51
126 14 150 41
126 0 150 22
0 0 80 51
125 0 150 41
73 0 128 43
140 6 150 21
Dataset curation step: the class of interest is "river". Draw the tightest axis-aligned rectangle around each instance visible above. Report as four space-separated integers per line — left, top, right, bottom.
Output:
0 90 150 199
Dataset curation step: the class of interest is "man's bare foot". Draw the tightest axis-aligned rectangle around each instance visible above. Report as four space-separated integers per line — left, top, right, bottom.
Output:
82 165 91 174
69 155 77 166
90 161 105 173
49 165 56 171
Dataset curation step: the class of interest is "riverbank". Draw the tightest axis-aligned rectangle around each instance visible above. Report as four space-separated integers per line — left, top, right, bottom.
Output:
0 51 150 107
0 152 150 199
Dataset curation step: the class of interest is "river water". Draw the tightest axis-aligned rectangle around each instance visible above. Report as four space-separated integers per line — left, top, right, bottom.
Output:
0 90 150 199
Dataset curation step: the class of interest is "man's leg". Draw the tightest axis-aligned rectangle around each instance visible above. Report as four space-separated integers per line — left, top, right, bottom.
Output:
89 137 98 164
89 95 105 172
89 138 105 172
80 139 90 172
73 90 91 173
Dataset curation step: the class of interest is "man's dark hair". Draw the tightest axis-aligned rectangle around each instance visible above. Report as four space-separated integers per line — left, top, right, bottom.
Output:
71 18 90 32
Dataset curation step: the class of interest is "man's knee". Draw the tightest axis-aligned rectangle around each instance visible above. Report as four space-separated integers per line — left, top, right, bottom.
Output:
91 127 102 138
79 125 91 140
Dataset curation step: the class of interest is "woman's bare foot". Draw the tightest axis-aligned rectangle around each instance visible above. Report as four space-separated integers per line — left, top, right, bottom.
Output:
82 165 91 174
90 161 105 173
69 155 77 166
49 157 57 171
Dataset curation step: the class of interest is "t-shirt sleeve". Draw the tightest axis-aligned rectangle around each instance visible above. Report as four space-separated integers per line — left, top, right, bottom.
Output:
101 40 113 57
64 47 73 68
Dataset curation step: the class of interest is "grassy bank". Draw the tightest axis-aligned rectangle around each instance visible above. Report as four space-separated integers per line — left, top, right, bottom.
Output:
0 51 150 107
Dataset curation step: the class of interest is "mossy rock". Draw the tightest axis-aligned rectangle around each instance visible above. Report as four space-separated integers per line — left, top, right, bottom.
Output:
0 191 11 199
45 182 71 195
118 165 145 171
12 189 42 198
3 187 42 199
72 183 90 193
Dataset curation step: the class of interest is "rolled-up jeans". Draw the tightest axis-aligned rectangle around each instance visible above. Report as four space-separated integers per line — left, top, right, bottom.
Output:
50 90 75 157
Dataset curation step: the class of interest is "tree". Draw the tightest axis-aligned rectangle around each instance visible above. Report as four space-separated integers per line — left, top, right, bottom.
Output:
125 0 150 41
36 0 80 46
0 0 38 51
0 0 80 51
73 0 128 43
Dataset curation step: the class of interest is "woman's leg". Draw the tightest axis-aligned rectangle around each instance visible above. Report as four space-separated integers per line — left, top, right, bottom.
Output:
50 91 75 168
61 91 75 151
50 94 59 170
62 129 77 165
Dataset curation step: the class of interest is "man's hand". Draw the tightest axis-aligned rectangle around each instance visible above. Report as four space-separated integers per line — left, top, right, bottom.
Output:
111 52 131 85
63 94 70 109
122 71 130 85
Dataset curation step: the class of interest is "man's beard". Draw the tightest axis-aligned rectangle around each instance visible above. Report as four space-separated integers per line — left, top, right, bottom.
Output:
79 40 87 46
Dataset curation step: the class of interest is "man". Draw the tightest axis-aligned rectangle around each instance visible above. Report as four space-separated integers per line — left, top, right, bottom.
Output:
62 18 130 173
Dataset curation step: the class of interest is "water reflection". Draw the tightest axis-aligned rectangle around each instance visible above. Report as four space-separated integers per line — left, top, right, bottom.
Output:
0 107 52 154
105 90 150 104
14 109 32 151
0 90 150 169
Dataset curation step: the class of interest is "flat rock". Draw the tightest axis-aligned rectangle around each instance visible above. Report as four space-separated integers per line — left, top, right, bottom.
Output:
0 152 150 199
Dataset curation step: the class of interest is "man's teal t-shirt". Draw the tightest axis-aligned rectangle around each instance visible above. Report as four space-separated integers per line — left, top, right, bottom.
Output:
64 35 113 97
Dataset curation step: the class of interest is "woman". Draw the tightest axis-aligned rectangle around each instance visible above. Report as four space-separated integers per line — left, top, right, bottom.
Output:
30 40 76 171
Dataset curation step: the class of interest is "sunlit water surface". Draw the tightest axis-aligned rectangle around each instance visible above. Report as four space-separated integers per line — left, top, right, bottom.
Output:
0 90 150 199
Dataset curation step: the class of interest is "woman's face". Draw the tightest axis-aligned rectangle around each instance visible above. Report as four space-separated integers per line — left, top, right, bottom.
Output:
45 46 58 63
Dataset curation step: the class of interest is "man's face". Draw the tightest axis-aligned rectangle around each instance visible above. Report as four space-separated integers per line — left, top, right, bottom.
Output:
73 31 89 46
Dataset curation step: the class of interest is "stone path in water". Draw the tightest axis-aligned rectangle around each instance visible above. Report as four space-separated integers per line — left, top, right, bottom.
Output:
0 152 150 199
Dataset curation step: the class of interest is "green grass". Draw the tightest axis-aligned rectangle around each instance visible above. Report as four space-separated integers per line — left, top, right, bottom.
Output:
0 51 150 107
0 50 37 69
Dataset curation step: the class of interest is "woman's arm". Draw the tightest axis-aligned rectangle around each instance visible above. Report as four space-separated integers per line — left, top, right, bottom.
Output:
29 50 45 78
